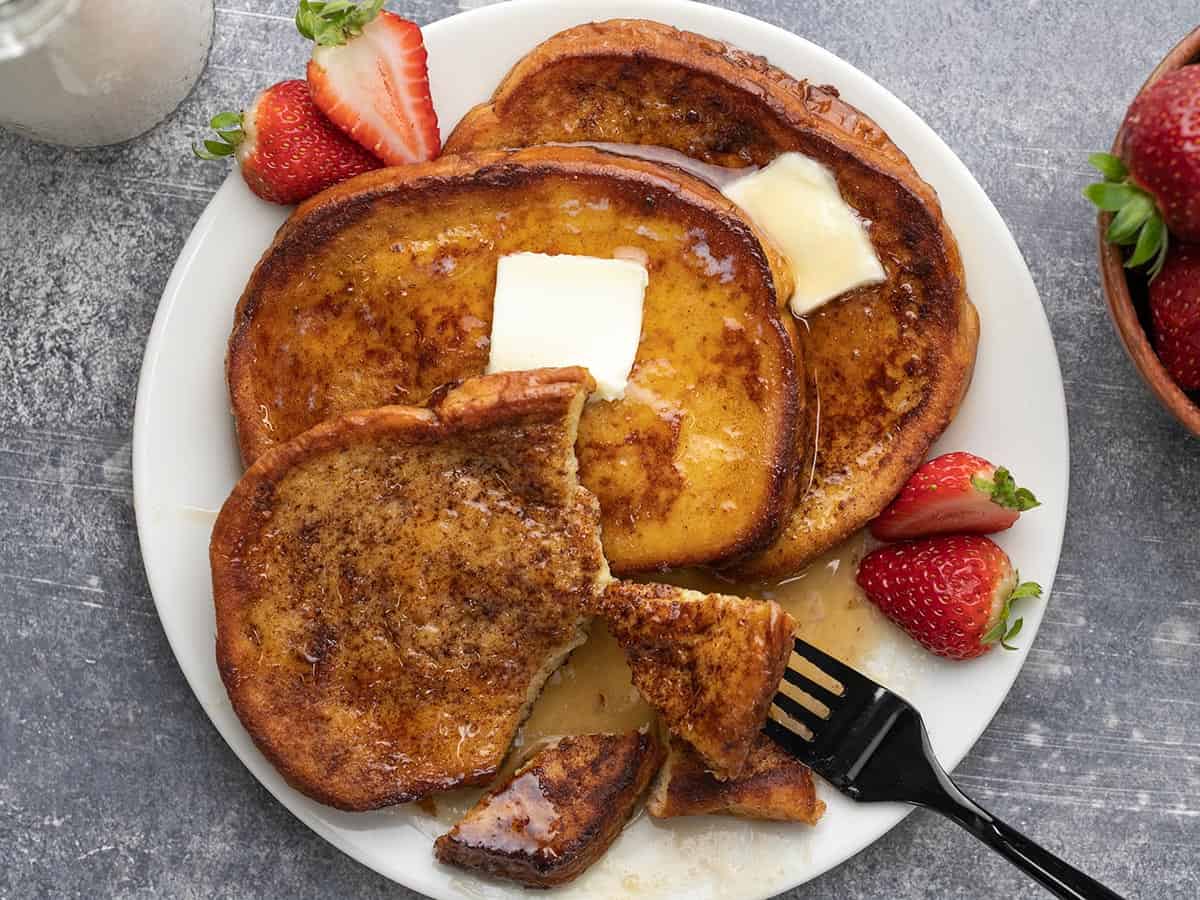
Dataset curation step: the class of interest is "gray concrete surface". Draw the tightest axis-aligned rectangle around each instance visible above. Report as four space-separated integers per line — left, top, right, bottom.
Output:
1 1 1197 898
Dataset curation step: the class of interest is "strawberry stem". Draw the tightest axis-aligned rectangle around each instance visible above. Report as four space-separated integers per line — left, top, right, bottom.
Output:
193 111 244 161
295 0 384 46
1084 152 1170 280
981 577 1043 651
970 467 1040 511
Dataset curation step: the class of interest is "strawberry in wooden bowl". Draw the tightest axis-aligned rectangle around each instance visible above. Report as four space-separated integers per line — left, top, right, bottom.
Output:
1087 27 1200 435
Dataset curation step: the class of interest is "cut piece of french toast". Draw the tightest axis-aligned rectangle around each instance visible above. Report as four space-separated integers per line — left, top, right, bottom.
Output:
444 18 980 578
647 735 824 824
210 368 608 811
227 145 807 574
598 581 794 779
434 731 664 888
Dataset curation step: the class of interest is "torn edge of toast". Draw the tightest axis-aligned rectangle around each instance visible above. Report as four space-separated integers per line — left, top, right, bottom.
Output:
434 731 664 888
647 735 824 824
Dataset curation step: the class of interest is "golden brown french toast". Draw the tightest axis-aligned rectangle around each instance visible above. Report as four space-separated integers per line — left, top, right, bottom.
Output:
434 731 663 888
210 368 608 811
647 735 824 824
227 146 806 574
445 19 980 577
598 581 793 779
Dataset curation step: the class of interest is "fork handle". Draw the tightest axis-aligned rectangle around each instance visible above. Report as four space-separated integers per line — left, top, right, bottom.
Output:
927 779 1125 900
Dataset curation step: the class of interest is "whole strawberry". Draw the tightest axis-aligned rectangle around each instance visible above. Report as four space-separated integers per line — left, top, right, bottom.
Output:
1126 67 1200 242
856 535 1042 660
1148 241 1200 391
870 451 1039 542
1085 66 1200 278
297 0 441 166
194 79 381 205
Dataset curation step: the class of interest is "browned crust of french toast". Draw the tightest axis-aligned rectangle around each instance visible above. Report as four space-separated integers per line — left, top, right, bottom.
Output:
211 368 608 810
434 731 664 888
227 145 806 574
444 19 980 578
647 735 824 824
598 582 794 779
447 19 909 168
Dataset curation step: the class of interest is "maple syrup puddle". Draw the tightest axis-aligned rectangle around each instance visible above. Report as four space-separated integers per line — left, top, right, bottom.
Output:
420 532 885 824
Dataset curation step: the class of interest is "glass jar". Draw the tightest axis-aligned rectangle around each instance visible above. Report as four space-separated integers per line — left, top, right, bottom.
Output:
0 0 214 146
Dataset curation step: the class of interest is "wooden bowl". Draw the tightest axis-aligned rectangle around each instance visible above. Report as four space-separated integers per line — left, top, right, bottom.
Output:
1098 26 1200 436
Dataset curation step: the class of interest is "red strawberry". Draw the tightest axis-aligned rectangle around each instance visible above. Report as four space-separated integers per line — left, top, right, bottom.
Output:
1147 241 1200 391
856 535 1042 660
869 452 1039 542
194 79 381 205
298 0 440 166
1125 67 1200 242
1085 66 1200 278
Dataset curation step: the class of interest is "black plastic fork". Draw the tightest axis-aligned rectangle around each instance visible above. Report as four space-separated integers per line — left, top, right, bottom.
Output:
765 638 1125 900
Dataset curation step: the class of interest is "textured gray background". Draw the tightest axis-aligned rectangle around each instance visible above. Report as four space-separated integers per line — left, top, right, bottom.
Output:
1 1 1197 898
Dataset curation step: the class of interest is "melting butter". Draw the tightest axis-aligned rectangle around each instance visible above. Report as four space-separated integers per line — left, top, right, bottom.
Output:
552 142 886 316
486 252 647 401
723 153 886 315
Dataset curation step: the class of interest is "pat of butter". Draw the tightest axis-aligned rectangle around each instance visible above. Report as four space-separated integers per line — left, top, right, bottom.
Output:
486 253 648 401
723 153 886 316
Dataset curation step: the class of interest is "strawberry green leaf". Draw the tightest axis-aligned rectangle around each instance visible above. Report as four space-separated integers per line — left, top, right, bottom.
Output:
296 0 384 45
1086 171 1171 279
194 139 233 160
1088 152 1128 182
209 111 242 131
980 618 1008 646
193 109 244 163
982 580 1041 649
1126 214 1164 269
202 139 235 157
971 467 1040 511
1107 192 1155 245
1000 618 1024 651
1083 181 1137 212
1147 225 1170 281
1013 487 1039 510
1010 581 1043 601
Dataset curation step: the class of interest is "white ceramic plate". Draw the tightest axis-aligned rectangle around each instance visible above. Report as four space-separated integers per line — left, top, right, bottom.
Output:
133 1 1070 897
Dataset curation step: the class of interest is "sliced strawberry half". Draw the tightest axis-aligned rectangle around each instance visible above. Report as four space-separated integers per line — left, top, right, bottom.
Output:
869 451 1040 542
299 1 440 166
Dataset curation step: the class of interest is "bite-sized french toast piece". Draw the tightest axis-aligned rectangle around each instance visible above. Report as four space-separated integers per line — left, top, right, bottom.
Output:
227 146 807 575
647 735 824 824
598 582 794 779
210 368 608 811
434 731 664 888
445 19 980 578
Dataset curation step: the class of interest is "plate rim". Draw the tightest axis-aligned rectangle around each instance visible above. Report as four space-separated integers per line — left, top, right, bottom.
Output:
133 1 1071 897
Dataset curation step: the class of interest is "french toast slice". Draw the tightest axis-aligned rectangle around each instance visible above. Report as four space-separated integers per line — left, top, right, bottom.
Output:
598 581 793 779
445 19 980 577
434 731 664 888
647 735 824 824
210 368 608 811
228 146 806 574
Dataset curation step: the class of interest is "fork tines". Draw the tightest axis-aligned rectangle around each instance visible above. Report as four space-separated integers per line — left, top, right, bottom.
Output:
768 638 849 737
